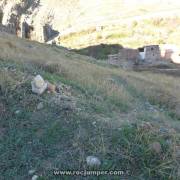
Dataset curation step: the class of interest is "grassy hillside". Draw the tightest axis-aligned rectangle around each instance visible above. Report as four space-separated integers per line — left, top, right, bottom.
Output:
1 0 180 48
0 32 180 179
34 0 180 37
60 16 180 50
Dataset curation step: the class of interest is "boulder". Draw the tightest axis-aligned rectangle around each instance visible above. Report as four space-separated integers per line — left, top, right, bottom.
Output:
31 175 38 180
15 110 20 114
31 75 47 95
159 127 169 134
86 156 101 167
28 169 36 175
37 102 44 110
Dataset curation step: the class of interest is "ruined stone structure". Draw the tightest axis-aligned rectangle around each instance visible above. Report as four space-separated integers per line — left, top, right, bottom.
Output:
118 48 140 62
141 45 161 63
21 21 28 38
108 54 121 66
0 24 16 34
0 11 3 23
0 18 59 43
0 1 59 43
43 24 52 42
42 24 59 42
108 45 163 69
163 49 173 60
108 48 140 69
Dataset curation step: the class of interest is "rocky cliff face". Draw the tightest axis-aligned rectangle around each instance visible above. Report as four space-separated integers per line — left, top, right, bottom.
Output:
0 0 45 41
0 0 180 47
0 0 84 42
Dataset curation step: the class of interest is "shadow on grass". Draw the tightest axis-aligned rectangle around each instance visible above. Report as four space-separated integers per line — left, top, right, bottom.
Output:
72 43 123 60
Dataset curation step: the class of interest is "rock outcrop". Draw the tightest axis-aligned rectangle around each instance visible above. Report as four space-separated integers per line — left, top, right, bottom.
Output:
31 75 48 95
86 156 101 167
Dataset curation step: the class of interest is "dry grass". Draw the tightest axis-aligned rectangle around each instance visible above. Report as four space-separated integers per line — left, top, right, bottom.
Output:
1 32 180 117
122 72 180 115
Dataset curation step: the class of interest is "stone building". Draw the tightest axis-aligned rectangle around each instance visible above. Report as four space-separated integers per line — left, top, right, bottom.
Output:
108 48 140 69
108 45 163 69
139 45 161 63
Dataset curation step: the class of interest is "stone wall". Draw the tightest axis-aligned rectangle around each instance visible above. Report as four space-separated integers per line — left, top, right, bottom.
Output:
0 12 3 23
0 24 16 34
108 45 180 68
20 21 34 39
108 48 140 69
144 45 161 63
164 49 173 60
119 48 140 62
108 54 120 66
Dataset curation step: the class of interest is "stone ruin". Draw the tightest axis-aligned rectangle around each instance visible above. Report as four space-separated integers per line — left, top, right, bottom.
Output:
0 10 16 34
20 21 33 39
108 45 177 69
0 20 60 43
42 24 59 42
0 4 59 43
0 23 16 34
108 48 140 69
0 10 20 36
138 45 161 63
0 11 3 23
0 9 59 43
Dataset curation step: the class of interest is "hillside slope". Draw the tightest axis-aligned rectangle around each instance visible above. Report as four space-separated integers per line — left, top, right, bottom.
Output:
0 32 180 179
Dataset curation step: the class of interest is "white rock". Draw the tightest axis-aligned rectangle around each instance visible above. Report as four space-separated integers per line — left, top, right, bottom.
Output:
32 175 38 180
37 102 44 110
28 169 36 175
86 156 101 167
92 121 96 126
31 75 47 95
15 110 20 114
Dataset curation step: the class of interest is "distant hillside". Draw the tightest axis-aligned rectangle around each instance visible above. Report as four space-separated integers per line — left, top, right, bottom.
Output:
0 0 180 49
64 16 180 51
